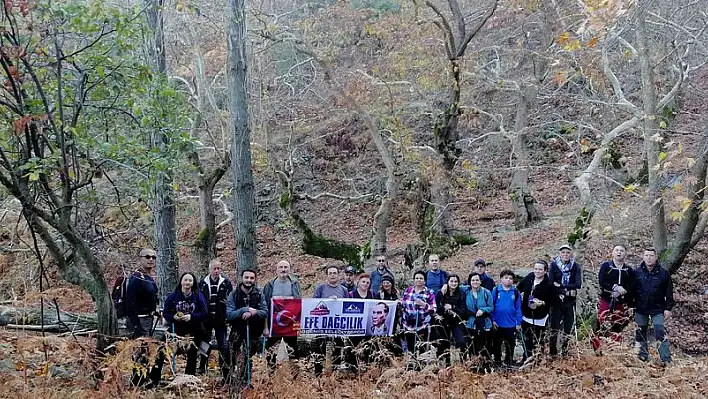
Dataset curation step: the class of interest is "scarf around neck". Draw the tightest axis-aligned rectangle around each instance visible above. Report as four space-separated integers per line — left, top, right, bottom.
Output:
555 257 574 286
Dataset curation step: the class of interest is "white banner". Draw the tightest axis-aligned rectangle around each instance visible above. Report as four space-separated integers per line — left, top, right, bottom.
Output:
299 298 397 337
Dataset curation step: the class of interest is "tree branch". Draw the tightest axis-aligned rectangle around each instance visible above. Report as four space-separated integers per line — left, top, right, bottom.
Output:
456 0 497 58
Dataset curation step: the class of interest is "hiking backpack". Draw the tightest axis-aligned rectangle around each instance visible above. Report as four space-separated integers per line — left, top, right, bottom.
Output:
492 286 520 308
112 269 135 319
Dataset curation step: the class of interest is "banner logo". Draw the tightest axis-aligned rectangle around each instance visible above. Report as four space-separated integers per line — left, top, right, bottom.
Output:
342 301 364 314
310 301 330 316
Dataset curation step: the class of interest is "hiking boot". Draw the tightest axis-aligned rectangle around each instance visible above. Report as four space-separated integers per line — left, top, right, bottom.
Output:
638 354 649 362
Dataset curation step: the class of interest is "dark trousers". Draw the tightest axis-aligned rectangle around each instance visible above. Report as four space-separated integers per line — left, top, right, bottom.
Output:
130 341 167 386
404 328 431 356
467 328 492 358
184 339 199 375
199 323 228 372
521 321 547 360
313 337 344 376
225 323 265 380
550 300 576 355
126 315 155 338
493 327 517 365
434 322 466 365
345 336 369 369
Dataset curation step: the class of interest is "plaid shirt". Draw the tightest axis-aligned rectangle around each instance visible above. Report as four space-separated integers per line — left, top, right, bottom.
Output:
401 286 437 331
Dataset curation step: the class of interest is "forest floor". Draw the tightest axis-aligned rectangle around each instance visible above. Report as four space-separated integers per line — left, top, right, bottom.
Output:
1 183 708 397
0 327 707 398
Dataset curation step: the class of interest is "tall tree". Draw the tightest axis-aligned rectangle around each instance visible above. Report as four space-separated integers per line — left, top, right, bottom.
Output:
177 10 232 278
573 2 708 274
0 1 153 349
228 0 257 276
415 0 497 251
146 0 179 302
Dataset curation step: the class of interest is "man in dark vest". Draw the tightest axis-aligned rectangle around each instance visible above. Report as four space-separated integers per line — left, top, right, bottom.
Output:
197 258 233 374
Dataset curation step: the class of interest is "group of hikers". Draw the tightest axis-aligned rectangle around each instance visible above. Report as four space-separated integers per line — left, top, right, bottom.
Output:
116 243 675 388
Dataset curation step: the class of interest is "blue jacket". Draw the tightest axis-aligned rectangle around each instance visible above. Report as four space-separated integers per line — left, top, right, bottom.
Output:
490 285 522 328
459 273 494 293
633 262 675 315
465 288 493 330
426 269 449 294
163 290 208 337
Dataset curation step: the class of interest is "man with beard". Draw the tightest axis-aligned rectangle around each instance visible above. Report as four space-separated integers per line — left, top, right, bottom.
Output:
341 265 357 293
225 269 267 384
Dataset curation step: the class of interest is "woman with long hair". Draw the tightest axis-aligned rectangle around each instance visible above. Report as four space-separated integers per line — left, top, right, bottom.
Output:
517 260 556 361
163 272 208 375
435 274 467 365
378 274 398 301
464 272 494 365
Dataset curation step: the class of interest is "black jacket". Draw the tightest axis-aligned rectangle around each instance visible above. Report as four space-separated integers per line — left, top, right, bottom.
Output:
633 262 675 315
548 258 583 301
598 260 635 304
377 290 399 301
435 288 467 326
197 275 233 327
125 270 159 333
479 273 496 292
517 273 556 321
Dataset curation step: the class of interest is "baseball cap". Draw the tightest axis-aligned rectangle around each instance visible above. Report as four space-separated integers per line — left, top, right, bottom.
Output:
474 258 486 266
344 266 356 274
559 244 573 251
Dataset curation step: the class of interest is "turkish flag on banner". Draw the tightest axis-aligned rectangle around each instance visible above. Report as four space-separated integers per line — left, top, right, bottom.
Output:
270 298 302 337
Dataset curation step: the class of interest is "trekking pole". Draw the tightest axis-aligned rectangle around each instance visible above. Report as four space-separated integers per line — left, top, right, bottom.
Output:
519 327 528 360
412 311 419 358
246 321 251 388
170 323 177 375
149 311 160 338
572 304 579 358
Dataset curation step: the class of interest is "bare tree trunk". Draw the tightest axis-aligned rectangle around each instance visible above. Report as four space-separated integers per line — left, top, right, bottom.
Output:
146 0 179 304
421 0 497 244
509 84 544 230
183 18 231 278
0 305 98 331
192 158 229 278
666 128 708 273
637 9 668 255
228 0 257 277
369 118 398 257
20 209 117 349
